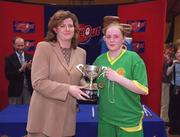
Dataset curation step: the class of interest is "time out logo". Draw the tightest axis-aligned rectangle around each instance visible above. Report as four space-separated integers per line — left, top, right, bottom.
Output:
79 24 101 44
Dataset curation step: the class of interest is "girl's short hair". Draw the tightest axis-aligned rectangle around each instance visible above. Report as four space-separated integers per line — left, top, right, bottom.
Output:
102 22 125 37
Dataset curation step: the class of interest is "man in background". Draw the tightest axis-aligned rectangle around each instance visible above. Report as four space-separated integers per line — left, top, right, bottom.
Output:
5 36 33 104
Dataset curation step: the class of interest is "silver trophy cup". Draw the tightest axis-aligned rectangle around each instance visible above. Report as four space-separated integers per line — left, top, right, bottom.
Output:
76 64 106 101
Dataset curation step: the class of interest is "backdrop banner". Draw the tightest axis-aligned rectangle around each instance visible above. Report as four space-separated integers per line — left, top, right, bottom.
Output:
0 1 44 110
0 1 166 115
118 0 166 114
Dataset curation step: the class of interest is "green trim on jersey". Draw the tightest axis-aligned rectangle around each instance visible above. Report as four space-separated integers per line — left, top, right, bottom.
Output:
94 50 148 131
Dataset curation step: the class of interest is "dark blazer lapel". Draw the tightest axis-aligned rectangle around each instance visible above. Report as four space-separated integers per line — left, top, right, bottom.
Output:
25 53 30 61
12 53 21 67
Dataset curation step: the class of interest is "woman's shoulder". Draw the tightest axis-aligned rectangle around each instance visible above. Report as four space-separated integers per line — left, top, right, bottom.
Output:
35 41 55 55
76 47 86 54
36 41 55 50
37 41 53 47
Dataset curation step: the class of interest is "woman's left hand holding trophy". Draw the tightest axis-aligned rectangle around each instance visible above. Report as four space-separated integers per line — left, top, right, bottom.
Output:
69 85 90 100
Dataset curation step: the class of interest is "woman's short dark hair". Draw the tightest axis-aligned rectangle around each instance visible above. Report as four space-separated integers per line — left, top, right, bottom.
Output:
45 10 79 49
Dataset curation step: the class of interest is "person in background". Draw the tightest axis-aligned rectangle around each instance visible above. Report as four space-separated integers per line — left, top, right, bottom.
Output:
99 16 132 54
166 39 180 135
4 36 33 104
94 22 148 137
160 45 173 126
26 10 89 137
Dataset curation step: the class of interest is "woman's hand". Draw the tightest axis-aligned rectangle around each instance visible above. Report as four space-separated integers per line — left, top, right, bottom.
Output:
173 59 179 65
69 85 90 100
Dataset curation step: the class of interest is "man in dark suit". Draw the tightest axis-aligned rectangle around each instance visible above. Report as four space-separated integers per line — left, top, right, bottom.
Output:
5 36 33 104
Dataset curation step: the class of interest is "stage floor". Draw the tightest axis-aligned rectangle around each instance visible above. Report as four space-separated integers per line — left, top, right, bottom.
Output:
0 104 167 137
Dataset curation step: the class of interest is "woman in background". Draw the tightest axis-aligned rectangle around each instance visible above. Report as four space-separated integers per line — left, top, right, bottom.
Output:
166 39 180 135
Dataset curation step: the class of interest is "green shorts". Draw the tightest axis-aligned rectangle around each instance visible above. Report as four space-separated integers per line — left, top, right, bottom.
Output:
98 120 144 137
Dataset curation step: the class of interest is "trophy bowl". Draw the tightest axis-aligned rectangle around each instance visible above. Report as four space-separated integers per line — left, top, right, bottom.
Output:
76 64 106 101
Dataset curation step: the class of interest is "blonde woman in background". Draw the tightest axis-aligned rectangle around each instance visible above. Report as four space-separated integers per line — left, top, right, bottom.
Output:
166 39 180 135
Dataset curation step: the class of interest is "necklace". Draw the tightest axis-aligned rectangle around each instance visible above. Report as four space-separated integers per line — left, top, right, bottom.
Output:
108 80 115 103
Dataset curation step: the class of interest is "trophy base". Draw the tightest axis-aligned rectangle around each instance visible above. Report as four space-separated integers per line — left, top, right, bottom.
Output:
82 88 98 102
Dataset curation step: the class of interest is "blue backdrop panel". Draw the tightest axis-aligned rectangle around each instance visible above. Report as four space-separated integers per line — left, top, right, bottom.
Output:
44 5 118 64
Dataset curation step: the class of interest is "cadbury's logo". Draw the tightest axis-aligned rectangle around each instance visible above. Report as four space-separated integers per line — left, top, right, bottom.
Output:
25 40 36 52
132 41 145 53
79 24 101 44
13 21 35 33
127 20 146 32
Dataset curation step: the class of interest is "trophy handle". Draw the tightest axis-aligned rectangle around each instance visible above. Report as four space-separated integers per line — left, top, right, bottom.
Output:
76 64 85 76
102 66 107 70
98 66 107 78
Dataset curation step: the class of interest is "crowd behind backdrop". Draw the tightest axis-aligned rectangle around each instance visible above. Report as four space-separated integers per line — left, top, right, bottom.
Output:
0 0 166 115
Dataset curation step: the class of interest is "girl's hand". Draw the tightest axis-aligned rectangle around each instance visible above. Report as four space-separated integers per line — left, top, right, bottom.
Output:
105 67 120 82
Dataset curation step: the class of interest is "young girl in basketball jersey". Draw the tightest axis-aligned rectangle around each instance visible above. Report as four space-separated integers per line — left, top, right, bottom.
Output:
94 22 148 137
